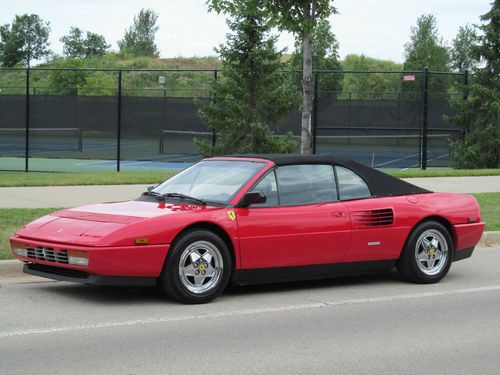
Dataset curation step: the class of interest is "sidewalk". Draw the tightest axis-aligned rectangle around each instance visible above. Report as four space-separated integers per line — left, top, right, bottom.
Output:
0 184 145 208
402 176 500 194
0 176 499 209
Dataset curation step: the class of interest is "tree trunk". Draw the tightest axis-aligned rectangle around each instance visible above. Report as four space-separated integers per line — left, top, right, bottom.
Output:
300 5 314 155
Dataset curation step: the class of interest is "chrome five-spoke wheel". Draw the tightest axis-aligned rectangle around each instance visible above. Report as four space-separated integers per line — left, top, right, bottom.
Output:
397 221 453 284
415 229 449 276
179 240 223 294
159 230 231 304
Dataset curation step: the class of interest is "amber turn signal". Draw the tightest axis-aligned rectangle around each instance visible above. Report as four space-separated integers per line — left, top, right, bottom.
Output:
135 237 149 245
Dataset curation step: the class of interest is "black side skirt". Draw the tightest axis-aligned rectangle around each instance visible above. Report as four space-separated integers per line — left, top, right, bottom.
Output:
232 259 397 286
453 247 475 262
24 263 157 287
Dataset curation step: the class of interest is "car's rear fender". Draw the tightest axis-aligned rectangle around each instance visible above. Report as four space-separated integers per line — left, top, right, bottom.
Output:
405 215 484 259
408 214 455 246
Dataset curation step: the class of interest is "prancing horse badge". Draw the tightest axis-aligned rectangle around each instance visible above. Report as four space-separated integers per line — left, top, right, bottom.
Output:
227 210 236 222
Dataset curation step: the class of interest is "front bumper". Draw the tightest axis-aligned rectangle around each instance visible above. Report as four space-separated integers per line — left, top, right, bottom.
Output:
24 263 157 286
10 237 170 278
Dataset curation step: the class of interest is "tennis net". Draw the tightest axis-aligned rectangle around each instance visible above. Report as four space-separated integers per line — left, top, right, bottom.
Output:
0 127 83 152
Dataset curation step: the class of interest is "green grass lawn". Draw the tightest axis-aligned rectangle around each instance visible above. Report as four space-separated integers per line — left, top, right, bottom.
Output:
1 193 498 260
0 168 499 187
0 171 174 187
473 193 500 233
0 208 60 260
389 168 500 178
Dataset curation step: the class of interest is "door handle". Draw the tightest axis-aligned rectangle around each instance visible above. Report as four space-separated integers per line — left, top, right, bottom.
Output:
330 211 345 217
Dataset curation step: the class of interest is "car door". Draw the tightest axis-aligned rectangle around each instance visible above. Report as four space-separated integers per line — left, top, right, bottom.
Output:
334 165 405 262
235 164 351 269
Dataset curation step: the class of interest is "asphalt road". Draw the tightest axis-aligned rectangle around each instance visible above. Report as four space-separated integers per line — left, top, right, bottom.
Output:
1 247 499 375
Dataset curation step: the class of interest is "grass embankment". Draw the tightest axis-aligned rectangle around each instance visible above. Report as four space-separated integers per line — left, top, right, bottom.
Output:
0 168 499 187
0 192 498 260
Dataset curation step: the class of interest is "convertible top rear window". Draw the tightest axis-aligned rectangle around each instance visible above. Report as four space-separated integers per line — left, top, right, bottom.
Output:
336 166 372 200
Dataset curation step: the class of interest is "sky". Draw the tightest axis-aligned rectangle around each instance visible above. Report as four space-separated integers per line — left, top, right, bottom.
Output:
0 0 493 63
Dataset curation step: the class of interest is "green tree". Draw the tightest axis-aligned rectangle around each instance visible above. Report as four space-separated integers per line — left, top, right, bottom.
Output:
61 27 110 58
451 24 477 72
199 0 298 156
289 19 342 97
48 58 88 95
403 14 450 93
118 9 160 57
341 54 402 99
450 0 500 168
0 14 50 67
210 0 336 154
0 25 16 66
264 0 336 155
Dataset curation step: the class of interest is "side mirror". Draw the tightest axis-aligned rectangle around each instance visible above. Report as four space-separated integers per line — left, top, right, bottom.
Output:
238 191 266 208
147 184 158 192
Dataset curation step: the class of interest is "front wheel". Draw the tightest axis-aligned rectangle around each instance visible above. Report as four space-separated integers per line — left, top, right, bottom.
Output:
159 230 232 304
397 221 453 284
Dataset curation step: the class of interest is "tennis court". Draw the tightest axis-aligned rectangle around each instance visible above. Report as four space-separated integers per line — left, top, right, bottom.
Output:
0 127 454 172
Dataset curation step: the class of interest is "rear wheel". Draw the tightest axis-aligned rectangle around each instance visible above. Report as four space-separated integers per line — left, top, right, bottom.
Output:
159 230 231 304
397 221 453 283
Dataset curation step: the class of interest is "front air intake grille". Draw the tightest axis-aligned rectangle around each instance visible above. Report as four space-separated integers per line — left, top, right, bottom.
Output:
26 263 89 278
352 209 394 228
26 245 68 264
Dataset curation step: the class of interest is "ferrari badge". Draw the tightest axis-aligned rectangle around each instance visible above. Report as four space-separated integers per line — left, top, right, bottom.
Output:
227 210 236 222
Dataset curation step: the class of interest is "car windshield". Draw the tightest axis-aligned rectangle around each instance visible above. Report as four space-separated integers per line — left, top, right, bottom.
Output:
152 160 266 204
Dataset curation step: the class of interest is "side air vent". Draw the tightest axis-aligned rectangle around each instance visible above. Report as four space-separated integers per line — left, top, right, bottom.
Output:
352 208 394 228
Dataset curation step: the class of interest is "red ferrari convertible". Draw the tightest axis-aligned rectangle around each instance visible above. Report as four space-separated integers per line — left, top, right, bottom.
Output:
10 155 485 303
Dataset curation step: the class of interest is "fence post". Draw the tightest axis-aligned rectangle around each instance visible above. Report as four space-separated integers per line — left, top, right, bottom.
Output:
397 92 401 127
420 67 429 170
163 87 166 132
348 91 352 129
116 69 122 172
463 69 469 137
212 70 217 147
74 87 79 150
24 68 30 172
312 71 318 154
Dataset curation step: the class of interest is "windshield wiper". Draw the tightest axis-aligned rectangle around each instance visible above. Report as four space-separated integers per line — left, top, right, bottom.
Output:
142 191 206 205
142 191 164 199
163 192 207 205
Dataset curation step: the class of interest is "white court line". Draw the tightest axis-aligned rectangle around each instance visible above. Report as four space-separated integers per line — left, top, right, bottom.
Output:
1 285 499 339
407 152 451 168
374 152 420 168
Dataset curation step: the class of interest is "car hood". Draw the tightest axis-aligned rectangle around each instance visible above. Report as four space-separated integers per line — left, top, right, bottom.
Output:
16 200 221 246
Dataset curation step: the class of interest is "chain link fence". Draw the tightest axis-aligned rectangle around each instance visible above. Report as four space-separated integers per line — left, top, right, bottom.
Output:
0 67 468 172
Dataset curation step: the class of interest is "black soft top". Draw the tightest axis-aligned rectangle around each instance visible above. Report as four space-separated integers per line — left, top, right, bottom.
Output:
225 154 431 198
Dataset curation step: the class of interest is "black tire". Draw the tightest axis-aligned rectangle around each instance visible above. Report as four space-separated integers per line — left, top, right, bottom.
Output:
159 229 232 304
397 220 453 284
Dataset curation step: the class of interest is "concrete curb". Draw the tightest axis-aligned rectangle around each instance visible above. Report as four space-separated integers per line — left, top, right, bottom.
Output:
0 260 22 276
0 260 47 284
480 231 500 247
1 232 499 281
